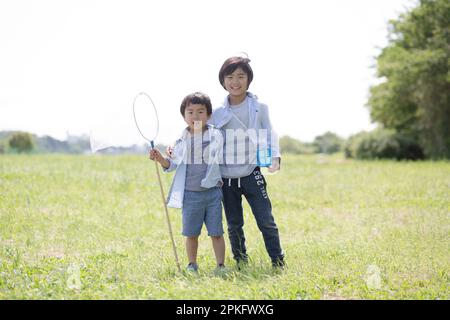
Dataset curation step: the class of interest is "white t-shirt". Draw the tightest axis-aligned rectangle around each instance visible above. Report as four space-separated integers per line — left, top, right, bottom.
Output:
221 98 257 179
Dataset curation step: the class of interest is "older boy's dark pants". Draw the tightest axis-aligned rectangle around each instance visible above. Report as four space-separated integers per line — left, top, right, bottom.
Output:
221 167 284 264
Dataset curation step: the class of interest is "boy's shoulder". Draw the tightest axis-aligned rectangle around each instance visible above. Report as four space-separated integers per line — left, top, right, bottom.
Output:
256 101 269 111
206 125 223 137
246 92 269 109
212 105 227 114
173 128 189 145
247 95 269 114
210 106 228 125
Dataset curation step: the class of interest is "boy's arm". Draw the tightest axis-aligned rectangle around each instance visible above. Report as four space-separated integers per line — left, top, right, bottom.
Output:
163 139 184 172
163 157 177 172
260 104 281 159
212 128 224 164
259 104 281 172
149 149 175 172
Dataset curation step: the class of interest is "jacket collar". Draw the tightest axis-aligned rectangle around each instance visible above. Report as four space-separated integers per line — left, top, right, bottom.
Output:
178 124 215 142
222 92 258 109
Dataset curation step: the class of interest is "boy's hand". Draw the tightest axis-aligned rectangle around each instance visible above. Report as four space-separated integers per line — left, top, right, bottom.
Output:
165 146 174 159
268 157 281 173
149 149 169 169
149 148 163 162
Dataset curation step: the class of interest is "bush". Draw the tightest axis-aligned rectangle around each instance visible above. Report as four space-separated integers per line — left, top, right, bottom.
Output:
313 131 344 154
280 135 315 154
8 132 34 153
345 129 424 160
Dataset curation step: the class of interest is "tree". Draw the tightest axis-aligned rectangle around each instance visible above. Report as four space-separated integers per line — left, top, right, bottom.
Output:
367 0 450 158
313 131 344 154
8 132 34 153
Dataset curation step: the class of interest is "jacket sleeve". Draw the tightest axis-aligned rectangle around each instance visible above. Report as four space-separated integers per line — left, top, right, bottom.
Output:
163 157 177 173
163 140 182 173
259 103 281 158
212 128 224 164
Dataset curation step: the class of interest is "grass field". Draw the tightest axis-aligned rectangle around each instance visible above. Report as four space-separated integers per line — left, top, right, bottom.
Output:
0 154 448 299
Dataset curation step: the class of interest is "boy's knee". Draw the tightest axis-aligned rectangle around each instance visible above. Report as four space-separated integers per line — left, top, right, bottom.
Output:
256 218 277 231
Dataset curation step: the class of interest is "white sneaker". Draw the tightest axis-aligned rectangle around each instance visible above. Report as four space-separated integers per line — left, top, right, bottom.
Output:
186 262 199 273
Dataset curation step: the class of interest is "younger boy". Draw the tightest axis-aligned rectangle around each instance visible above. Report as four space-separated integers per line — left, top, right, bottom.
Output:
149 92 226 273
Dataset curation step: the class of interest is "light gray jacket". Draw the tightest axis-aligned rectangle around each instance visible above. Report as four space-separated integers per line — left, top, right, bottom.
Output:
164 125 223 209
208 92 281 158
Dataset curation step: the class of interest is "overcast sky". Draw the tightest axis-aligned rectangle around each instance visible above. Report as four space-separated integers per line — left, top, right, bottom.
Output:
0 0 415 146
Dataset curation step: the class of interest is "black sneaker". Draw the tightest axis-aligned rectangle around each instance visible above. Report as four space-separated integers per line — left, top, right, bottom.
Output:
272 257 286 269
236 257 249 270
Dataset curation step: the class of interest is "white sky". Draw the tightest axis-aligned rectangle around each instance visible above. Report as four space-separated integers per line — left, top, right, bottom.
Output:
0 0 415 146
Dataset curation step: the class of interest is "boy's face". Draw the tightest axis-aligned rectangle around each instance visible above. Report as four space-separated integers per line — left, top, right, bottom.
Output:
184 103 210 132
224 67 249 98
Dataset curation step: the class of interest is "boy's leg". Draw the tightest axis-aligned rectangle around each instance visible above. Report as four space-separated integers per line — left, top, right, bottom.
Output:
242 168 285 265
182 190 206 269
221 180 248 263
210 236 225 266
204 188 226 266
186 236 199 264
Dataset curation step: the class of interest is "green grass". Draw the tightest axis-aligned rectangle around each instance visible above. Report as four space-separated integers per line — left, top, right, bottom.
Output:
0 154 449 299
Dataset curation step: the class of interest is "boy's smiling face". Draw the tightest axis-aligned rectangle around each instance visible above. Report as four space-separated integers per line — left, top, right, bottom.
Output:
184 103 210 133
224 67 249 100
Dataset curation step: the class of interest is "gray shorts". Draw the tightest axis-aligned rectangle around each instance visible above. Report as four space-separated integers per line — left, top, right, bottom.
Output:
182 187 224 237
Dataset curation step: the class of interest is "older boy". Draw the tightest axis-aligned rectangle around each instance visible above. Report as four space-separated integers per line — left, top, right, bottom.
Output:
210 55 285 269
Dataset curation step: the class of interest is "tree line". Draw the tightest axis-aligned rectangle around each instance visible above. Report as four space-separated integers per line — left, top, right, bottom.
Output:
0 131 151 155
0 131 90 154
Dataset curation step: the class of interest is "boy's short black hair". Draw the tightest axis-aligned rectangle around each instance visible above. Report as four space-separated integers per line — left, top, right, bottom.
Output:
180 92 213 116
218 56 254 90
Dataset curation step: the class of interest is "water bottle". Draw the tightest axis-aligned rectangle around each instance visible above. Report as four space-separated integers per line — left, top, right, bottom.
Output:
257 144 272 167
